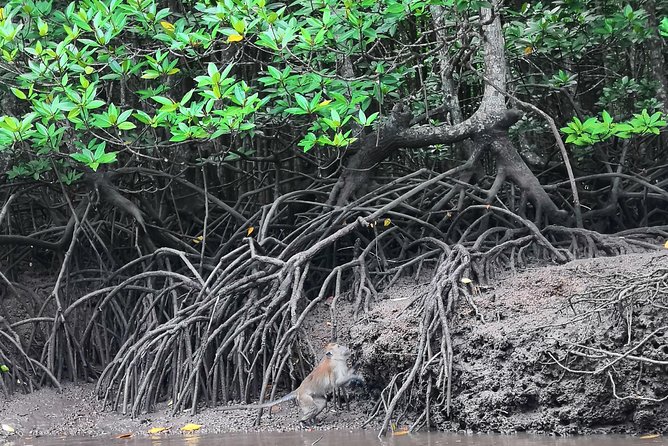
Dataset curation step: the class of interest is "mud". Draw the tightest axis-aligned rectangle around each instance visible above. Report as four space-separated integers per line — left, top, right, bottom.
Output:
1 252 667 439
0 383 379 438
344 251 668 435
3 431 666 446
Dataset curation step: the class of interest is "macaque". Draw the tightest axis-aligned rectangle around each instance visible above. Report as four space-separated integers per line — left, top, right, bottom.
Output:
218 343 364 425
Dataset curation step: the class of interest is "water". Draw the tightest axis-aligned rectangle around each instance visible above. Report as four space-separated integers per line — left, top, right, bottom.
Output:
3 431 665 446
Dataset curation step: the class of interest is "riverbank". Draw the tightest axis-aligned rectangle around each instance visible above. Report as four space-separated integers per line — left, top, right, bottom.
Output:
0 382 378 438
2 251 667 439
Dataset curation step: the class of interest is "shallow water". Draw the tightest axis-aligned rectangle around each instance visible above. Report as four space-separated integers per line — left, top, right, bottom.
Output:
4 431 665 446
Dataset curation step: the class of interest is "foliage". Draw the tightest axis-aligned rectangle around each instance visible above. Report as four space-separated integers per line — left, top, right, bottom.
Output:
0 0 459 182
561 110 667 146
660 16 668 36
0 0 663 180
505 0 667 147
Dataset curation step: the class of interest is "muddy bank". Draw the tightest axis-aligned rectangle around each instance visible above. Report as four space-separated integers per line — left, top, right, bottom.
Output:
1 252 667 439
344 251 668 435
0 383 379 438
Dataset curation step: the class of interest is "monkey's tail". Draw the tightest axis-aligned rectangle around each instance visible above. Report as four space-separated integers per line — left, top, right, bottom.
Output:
217 391 296 411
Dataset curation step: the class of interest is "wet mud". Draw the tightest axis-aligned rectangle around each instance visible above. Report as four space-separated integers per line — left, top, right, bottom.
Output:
1 252 667 440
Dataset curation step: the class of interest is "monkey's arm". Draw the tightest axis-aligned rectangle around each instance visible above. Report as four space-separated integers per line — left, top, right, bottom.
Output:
335 372 365 387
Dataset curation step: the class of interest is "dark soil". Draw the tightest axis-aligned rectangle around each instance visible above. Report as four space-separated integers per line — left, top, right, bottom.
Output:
344 251 668 435
1 252 667 439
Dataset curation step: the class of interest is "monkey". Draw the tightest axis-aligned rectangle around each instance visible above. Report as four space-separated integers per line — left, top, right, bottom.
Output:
217 343 364 425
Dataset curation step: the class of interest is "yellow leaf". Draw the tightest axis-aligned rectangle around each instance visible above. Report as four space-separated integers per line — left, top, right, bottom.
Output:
640 434 660 439
1 424 15 433
0 8 4 20
383 218 391 227
227 33 244 43
461 277 472 284
193 235 203 244
523 46 533 55
246 226 254 236
318 99 332 107
147 427 169 434
115 432 133 439
160 21 175 33
663 240 668 249
392 429 409 436
180 423 202 432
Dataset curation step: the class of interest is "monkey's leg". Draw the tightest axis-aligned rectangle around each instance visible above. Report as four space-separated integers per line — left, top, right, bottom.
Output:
299 395 327 426
312 396 327 421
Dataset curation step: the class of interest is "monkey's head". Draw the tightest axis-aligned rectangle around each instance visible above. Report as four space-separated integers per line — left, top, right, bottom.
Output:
324 343 351 360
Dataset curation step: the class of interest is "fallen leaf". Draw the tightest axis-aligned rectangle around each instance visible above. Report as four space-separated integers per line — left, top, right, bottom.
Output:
640 434 660 439
383 218 391 227
227 33 244 43
246 226 254 236
0 364 9 372
392 429 409 436
180 423 202 432
148 427 169 434
1 424 15 433
193 235 203 244
663 240 668 249
115 432 132 439
460 277 472 284
524 46 533 55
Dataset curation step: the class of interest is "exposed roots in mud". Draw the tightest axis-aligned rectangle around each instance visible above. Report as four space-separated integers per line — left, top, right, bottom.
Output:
544 267 668 404
0 168 664 434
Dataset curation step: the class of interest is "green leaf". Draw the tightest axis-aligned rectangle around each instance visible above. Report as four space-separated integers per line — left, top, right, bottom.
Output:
97 152 117 164
152 96 174 106
0 364 9 373
11 88 26 100
117 121 136 130
70 152 92 163
87 100 106 110
659 17 668 37
141 70 160 79
267 65 281 79
295 94 309 111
